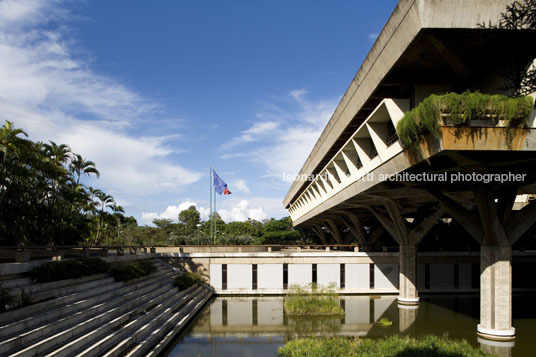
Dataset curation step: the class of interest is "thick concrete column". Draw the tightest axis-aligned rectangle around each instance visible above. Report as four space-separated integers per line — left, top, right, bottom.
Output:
477 245 515 340
367 200 444 305
429 187 536 341
398 244 419 305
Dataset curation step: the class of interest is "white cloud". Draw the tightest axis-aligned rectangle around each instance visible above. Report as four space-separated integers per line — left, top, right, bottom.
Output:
221 90 338 178
220 121 279 149
232 179 250 194
0 0 201 203
141 197 285 225
141 200 210 225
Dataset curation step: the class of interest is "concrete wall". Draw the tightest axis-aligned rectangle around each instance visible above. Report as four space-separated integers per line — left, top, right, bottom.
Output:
160 250 536 294
288 264 312 287
317 263 340 288
258 264 283 290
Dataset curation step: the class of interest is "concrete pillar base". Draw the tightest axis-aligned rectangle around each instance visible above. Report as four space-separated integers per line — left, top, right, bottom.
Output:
397 297 420 305
477 325 516 341
479 245 514 340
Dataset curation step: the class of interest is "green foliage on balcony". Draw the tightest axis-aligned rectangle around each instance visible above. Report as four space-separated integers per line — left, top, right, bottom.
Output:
397 92 534 147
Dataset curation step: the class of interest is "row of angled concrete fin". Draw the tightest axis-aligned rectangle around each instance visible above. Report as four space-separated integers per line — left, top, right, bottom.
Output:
0 259 212 357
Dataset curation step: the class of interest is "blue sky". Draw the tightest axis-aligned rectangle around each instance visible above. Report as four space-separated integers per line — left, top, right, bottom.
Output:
0 0 397 224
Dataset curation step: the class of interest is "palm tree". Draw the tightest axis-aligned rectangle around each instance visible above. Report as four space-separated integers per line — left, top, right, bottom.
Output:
43 141 71 166
0 121 28 205
111 204 125 244
0 121 27 162
70 154 100 185
94 190 115 245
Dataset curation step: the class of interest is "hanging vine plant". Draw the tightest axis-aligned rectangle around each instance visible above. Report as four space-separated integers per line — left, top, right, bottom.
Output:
396 91 534 148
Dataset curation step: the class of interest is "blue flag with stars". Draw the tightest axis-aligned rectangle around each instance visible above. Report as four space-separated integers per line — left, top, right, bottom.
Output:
213 169 231 195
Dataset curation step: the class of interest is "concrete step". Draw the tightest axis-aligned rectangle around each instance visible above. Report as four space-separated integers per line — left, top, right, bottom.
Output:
40 283 183 357
4 272 175 357
0 268 172 339
14 273 110 299
0 271 175 354
145 287 213 357
0 268 168 328
125 286 213 357
73 286 201 357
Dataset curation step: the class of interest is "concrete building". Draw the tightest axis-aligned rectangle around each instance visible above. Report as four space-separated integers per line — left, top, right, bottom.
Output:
282 0 536 341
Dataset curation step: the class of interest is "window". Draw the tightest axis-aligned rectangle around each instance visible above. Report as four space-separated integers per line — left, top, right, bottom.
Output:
222 264 227 290
369 264 375 289
425 264 430 289
312 264 317 284
252 264 258 290
453 263 459 289
340 264 345 289
283 264 288 290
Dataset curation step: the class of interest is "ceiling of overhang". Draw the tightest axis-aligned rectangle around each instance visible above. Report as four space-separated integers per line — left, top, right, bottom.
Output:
289 28 536 206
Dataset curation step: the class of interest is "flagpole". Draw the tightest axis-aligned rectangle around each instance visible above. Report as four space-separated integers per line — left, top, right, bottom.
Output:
209 165 213 242
214 189 217 245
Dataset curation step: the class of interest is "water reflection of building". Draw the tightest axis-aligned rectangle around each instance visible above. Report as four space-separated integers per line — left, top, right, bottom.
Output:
191 296 400 339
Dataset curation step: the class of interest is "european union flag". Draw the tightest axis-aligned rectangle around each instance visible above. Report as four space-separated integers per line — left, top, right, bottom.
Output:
213 169 231 195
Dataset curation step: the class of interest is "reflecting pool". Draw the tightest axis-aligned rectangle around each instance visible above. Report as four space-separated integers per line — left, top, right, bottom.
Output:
163 294 536 357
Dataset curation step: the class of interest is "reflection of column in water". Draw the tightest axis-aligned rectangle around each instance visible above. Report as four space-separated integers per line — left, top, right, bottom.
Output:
222 299 228 326
478 337 514 357
398 303 418 334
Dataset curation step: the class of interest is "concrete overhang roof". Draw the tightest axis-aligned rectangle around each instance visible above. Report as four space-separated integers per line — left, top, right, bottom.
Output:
292 127 536 226
283 0 534 208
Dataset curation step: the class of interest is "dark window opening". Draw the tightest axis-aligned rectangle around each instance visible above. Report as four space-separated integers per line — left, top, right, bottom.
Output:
340 264 345 289
283 264 288 290
222 264 227 291
312 264 317 284
252 264 258 290
453 263 459 289
425 264 430 289
369 264 375 289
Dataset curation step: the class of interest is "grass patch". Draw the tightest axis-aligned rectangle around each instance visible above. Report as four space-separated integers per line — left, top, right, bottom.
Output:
278 335 490 357
396 91 534 147
173 271 204 290
284 284 344 316
110 259 157 281
29 257 110 283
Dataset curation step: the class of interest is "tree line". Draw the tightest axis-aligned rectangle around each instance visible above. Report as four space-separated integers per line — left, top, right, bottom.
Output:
0 121 315 246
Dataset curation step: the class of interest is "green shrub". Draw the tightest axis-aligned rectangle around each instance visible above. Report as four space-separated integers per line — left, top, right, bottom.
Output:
396 91 534 147
278 335 489 357
173 271 203 290
29 257 110 283
284 284 344 316
110 259 157 282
